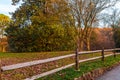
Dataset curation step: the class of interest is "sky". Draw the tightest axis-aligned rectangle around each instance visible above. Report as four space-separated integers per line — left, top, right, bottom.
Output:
0 0 21 18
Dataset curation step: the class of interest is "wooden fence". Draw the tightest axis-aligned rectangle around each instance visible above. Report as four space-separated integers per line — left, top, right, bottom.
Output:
1 48 120 80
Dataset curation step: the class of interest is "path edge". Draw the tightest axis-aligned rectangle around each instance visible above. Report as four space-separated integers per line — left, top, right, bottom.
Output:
74 62 120 80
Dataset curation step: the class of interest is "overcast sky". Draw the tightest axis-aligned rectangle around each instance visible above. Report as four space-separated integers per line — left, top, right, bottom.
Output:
0 0 120 18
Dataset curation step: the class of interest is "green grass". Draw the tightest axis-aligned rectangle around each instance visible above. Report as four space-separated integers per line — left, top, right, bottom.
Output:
37 54 120 80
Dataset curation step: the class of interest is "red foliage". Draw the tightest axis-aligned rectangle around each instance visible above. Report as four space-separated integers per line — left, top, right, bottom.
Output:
91 28 115 50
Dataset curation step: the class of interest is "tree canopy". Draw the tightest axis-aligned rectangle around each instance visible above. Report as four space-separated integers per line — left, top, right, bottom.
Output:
5 0 76 52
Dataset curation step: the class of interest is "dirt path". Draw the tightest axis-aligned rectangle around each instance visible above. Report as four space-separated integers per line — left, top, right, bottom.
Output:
96 65 120 80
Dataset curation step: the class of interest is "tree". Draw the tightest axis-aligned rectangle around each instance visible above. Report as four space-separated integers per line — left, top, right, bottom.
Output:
68 0 120 51
0 14 10 52
90 28 115 50
5 0 76 52
0 14 10 38
101 9 120 48
101 9 120 29
113 28 120 48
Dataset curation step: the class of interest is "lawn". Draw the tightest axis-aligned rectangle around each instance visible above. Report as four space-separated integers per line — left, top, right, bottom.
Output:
0 51 73 66
0 51 74 59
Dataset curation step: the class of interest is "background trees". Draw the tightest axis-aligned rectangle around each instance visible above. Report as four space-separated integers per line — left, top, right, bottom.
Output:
101 9 120 49
0 14 10 52
0 14 10 38
68 0 119 51
90 28 115 50
4 0 120 52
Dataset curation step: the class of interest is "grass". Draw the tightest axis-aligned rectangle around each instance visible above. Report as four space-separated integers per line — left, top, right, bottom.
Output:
0 51 73 65
37 54 120 80
0 51 73 59
0 51 112 65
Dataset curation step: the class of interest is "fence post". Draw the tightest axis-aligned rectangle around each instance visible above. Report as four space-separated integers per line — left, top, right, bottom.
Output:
75 48 79 71
113 49 116 58
0 60 2 80
101 47 104 61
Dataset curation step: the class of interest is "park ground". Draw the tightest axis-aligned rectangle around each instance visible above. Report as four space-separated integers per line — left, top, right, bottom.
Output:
1 51 119 80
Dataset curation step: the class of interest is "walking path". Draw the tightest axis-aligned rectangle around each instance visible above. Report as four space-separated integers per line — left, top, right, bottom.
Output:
96 65 120 80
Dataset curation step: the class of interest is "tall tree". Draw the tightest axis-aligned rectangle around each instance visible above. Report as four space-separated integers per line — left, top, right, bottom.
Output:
68 0 120 51
5 0 76 52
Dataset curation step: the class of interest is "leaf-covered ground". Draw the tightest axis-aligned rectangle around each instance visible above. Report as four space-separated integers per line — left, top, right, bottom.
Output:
0 51 113 80
0 51 73 66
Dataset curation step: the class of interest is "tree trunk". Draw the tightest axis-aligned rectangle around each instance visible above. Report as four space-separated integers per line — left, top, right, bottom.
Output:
86 37 90 51
78 40 83 51
2 45 5 52
2 45 4 52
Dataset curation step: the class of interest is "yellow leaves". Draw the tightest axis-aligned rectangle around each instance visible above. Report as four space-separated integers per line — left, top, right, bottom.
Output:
0 14 10 27
31 13 46 23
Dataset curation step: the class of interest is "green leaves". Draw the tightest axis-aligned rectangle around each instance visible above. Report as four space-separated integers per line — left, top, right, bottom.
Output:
5 0 76 52
6 23 75 52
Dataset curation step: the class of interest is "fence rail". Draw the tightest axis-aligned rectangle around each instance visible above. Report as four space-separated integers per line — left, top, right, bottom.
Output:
25 53 120 80
1 54 75 71
1 48 120 80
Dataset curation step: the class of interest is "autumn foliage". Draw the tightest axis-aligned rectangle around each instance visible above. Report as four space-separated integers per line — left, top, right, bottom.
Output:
90 28 115 50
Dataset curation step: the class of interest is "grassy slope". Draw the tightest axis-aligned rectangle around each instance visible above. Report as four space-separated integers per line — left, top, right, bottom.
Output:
37 54 120 80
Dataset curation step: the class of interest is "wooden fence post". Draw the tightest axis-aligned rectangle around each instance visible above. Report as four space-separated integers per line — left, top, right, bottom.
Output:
101 47 104 61
0 60 2 80
75 48 79 71
113 50 116 58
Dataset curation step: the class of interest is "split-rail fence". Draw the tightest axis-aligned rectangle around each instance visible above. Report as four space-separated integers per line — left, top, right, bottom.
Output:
1 48 120 80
